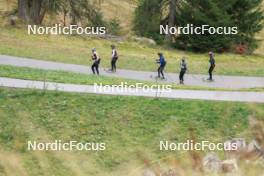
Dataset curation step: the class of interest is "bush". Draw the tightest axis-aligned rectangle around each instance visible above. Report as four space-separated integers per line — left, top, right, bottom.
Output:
107 18 122 35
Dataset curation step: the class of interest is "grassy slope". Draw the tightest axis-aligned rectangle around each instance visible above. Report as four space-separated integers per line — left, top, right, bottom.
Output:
0 1 264 76
99 0 137 32
0 88 263 175
0 2 263 175
0 27 264 77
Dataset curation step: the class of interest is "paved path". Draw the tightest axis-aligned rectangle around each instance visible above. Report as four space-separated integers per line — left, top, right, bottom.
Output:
0 77 263 103
0 55 264 89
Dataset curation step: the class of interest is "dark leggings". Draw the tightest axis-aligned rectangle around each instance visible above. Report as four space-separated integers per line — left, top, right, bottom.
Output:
111 58 117 72
92 62 99 75
179 70 186 83
208 65 215 80
158 65 165 78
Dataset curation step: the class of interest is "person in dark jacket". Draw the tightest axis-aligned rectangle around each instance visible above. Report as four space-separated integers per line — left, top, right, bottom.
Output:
91 48 100 75
111 45 118 72
208 51 215 81
179 57 187 84
156 53 166 79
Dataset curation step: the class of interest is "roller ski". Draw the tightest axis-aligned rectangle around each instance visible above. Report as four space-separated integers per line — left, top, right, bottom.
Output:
150 75 167 81
104 68 115 73
202 78 215 82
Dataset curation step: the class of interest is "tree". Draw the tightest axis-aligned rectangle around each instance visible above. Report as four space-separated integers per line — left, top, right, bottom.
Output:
175 0 234 52
67 0 104 26
18 0 60 24
164 0 179 42
17 0 105 26
134 0 181 43
229 0 264 53
134 0 264 53
18 0 28 21
174 0 264 52
133 0 163 43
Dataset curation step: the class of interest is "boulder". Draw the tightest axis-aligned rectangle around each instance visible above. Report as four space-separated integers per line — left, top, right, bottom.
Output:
203 153 222 173
143 168 156 176
224 138 247 159
247 140 260 152
132 37 156 46
10 15 18 26
221 159 238 173
203 153 239 174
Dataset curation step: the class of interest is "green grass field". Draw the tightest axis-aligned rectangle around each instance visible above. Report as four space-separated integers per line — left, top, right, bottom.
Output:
0 26 264 77
0 88 263 175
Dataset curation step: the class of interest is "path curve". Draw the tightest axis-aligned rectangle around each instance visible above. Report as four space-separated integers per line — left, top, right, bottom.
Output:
0 77 263 103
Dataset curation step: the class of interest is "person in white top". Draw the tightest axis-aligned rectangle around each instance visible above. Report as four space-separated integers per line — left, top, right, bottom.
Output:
91 48 100 75
110 45 118 72
179 57 187 84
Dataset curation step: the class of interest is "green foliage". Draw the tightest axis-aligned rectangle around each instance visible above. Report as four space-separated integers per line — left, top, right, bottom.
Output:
174 0 234 52
229 0 264 53
175 0 264 53
134 0 264 53
63 0 105 26
42 0 62 14
107 18 122 35
16 0 105 26
133 0 164 43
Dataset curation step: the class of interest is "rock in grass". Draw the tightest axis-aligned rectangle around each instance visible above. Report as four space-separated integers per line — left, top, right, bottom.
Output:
132 37 157 46
143 168 156 176
203 153 222 173
224 138 247 159
221 159 239 173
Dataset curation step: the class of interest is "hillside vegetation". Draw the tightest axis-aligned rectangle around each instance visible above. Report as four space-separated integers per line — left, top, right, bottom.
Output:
102 0 264 55
0 2 263 176
99 0 137 32
0 88 263 175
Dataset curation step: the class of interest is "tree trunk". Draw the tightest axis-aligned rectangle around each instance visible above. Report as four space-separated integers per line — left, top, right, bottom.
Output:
166 0 178 42
63 9 67 26
29 0 43 24
39 8 46 24
18 0 28 22
18 0 44 24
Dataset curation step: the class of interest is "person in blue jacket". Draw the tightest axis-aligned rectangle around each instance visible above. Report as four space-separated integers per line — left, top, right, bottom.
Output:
156 52 166 79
